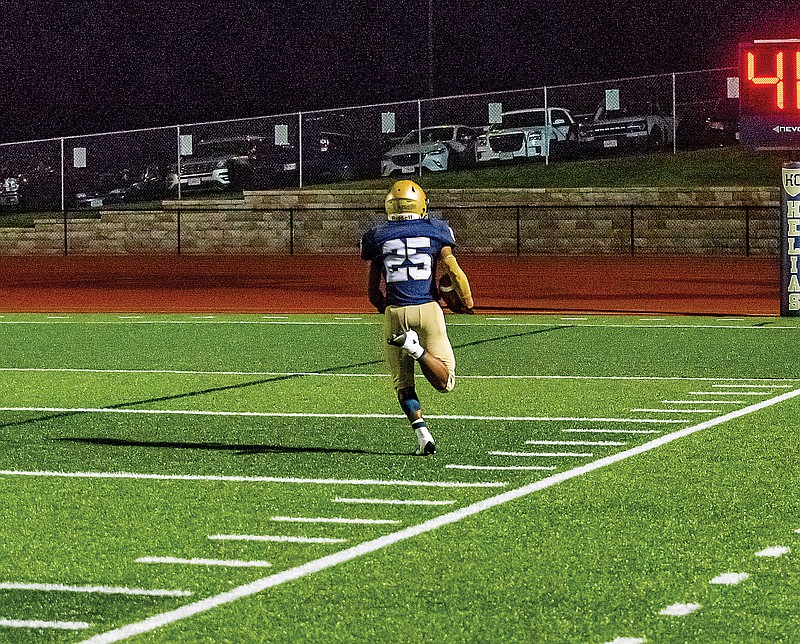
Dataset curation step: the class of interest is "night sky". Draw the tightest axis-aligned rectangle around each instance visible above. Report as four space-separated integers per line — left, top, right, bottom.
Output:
0 0 793 143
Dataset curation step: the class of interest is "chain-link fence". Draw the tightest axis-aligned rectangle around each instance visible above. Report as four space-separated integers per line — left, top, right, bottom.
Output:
0 68 740 209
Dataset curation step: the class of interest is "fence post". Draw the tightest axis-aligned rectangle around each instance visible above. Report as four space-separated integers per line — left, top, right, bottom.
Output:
672 74 677 155
543 86 549 166
298 113 303 189
289 208 294 255
177 208 181 255
417 100 423 178
59 137 66 255
176 125 182 202
516 206 521 256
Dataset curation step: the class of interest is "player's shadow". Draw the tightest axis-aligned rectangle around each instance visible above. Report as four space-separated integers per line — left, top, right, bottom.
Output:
451 324 572 349
0 324 570 435
58 436 408 457
0 359 385 432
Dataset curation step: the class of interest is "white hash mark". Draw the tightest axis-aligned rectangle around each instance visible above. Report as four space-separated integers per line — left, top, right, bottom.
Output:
660 603 702 616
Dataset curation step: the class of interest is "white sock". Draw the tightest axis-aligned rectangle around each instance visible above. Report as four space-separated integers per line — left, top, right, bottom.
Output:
413 419 434 445
403 331 424 360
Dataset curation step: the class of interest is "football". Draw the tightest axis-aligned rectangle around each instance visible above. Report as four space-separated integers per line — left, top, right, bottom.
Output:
438 273 471 313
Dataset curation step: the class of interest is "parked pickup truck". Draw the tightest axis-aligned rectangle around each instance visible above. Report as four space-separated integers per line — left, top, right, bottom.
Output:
580 100 675 152
475 107 579 162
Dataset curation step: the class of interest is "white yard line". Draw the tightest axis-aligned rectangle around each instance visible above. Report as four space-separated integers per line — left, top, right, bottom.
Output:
688 391 770 396
661 400 742 404
630 409 717 414
333 498 455 506
562 428 662 434
527 440 625 446
2 318 798 331
0 367 796 384
711 384 793 389
489 451 593 458
0 320 368 326
0 618 90 630
77 385 800 644
0 470 504 488
445 465 558 471
271 516 399 525
209 535 347 544
460 321 792 330
137 557 272 568
0 406 690 423
0 582 190 597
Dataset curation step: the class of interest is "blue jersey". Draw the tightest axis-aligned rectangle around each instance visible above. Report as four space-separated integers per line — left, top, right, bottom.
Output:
361 218 456 306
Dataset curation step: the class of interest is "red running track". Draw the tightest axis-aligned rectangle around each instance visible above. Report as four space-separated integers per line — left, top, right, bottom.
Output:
0 255 779 316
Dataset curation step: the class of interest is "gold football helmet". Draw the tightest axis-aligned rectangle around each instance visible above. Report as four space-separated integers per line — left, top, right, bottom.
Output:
385 180 428 221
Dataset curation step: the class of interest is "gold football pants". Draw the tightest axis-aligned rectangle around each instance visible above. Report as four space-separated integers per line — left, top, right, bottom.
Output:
384 301 456 392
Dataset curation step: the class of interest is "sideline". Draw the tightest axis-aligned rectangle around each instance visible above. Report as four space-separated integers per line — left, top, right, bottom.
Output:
78 386 800 643
0 319 795 330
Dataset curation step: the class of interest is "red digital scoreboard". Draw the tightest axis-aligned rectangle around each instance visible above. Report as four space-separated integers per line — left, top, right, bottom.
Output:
739 40 800 148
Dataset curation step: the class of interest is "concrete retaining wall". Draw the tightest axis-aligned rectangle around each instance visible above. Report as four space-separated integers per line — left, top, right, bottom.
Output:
0 187 781 256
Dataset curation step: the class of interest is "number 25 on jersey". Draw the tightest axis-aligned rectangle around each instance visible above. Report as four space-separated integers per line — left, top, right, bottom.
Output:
383 237 432 283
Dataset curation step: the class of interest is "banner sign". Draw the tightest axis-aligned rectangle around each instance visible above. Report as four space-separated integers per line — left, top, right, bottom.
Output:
781 162 800 315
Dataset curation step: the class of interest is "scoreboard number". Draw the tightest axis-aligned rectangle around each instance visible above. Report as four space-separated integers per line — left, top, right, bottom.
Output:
739 40 800 148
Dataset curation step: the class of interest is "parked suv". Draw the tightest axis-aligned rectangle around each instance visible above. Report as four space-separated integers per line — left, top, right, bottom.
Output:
580 100 675 152
381 125 479 176
166 135 293 192
475 107 579 162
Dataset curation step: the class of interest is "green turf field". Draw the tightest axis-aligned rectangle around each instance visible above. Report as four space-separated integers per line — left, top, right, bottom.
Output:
0 313 798 643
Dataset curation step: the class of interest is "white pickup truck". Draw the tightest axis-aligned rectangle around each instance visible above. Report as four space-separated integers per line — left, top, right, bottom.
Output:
475 107 579 162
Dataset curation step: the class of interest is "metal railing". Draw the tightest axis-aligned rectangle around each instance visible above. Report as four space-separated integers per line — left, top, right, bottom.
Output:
0 203 777 257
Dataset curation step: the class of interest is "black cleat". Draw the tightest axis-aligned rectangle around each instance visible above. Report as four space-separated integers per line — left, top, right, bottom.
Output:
388 330 423 358
388 332 408 346
415 440 436 456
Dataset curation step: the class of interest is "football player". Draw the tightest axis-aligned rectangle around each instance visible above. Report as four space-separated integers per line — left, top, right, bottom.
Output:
360 179 474 455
